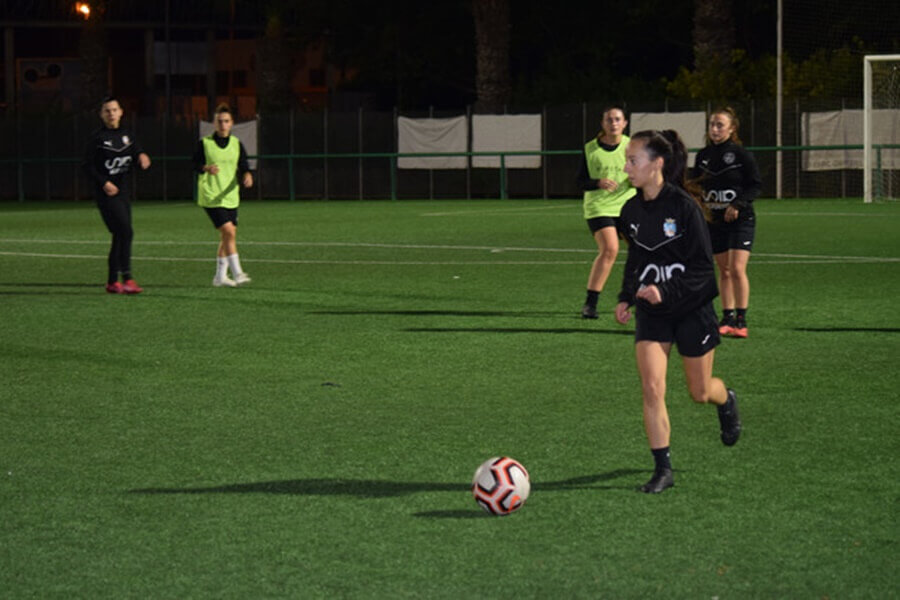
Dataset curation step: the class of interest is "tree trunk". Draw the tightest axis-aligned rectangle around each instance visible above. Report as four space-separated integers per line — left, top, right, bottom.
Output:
693 0 735 71
78 19 109 113
256 15 293 115
472 0 511 114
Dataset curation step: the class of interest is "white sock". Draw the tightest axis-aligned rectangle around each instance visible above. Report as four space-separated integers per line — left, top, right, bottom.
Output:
216 257 228 279
226 253 244 277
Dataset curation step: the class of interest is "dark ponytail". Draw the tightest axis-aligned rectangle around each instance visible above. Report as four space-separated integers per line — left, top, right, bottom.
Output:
631 129 705 213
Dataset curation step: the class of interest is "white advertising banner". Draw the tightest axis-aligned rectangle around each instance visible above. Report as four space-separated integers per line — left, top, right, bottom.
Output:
397 116 468 169
802 110 900 170
629 112 707 164
472 114 542 168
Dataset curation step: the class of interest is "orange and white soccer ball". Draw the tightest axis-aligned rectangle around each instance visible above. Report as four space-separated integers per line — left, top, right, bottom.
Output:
471 456 530 515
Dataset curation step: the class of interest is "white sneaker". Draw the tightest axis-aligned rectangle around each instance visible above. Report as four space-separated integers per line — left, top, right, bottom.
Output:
213 275 237 287
233 272 252 286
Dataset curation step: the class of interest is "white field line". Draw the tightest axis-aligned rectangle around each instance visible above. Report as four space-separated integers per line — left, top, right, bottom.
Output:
0 243 897 266
3 237 899 261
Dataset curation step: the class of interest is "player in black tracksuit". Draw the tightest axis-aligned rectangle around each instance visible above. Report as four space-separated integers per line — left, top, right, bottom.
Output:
692 107 761 338
615 129 742 494
83 96 151 294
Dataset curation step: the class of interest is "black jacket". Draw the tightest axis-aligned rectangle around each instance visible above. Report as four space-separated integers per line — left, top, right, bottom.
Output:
82 126 145 198
692 140 761 224
617 184 718 318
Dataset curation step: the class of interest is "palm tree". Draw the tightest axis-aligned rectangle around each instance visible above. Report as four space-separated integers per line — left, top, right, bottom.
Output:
692 0 735 72
256 12 293 115
78 2 109 113
471 0 511 113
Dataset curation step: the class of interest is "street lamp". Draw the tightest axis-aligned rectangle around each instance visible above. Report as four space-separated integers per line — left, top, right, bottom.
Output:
75 2 91 20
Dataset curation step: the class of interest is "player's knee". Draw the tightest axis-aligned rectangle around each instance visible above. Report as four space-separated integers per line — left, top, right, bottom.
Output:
687 385 712 404
641 379 666 404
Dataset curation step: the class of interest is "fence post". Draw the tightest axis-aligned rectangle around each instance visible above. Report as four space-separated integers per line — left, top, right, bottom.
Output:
542 105 548 199
289 108 295 201
390 155 397 201
358 105 364 200
466 104 472 200
499 153 507 199
17 112 23 202
322 107 329 199
795 98 800 198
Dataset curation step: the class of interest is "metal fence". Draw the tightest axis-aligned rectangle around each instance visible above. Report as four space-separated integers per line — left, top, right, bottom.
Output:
0 97 883 202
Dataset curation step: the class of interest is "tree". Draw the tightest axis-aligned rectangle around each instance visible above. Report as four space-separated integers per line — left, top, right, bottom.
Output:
78 2 110 113
471 0 511 113
692 0 735 72
256 13 293 114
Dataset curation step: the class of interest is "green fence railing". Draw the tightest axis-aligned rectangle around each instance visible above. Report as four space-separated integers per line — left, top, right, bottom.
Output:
2 144 898 202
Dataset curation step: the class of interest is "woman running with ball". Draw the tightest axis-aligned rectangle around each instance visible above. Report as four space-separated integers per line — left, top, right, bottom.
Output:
193 104 254 287
576 105 636 319
616 129 742 494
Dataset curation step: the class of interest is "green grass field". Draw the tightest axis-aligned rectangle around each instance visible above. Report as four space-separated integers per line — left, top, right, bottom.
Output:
1 197 898 598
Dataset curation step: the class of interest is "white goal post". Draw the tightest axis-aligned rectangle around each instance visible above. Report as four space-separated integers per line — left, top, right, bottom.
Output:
863 54 900 203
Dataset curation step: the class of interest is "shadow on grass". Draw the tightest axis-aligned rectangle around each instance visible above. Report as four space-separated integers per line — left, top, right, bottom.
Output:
0 282 102 296
794 327 900 333
129 469 646 500
310 309 562 318
406 327 633 336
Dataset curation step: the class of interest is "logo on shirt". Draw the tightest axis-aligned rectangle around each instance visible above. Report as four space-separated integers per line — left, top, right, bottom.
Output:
103 140 112 147
639 262 686 284
663 218 677 238
629 223 640 237
703 189 737 204
104 155 132 175
723 152 736 165
122 135 130 145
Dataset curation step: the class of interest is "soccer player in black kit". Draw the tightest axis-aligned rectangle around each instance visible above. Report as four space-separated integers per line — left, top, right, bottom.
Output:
83 96 151 294
693 107 761 337
615 130 742 494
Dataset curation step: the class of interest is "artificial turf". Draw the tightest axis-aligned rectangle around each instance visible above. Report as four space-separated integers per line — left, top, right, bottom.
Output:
1 197 898 597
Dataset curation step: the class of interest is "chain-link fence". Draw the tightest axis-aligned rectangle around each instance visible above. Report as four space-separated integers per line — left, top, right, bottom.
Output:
0 97 880 202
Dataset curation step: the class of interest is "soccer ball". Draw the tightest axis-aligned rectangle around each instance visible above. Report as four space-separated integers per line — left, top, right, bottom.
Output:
471 456 530 516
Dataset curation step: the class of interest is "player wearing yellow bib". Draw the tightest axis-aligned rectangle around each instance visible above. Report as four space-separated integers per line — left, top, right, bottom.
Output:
193 104 254 287
576 106 636 318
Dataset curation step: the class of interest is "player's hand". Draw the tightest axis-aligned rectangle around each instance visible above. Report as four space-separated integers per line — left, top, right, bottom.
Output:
615 302 632 325
598 178 618 192
242 172 253 188
636 284 662 305
205 164 219 175
103 181 119 196
724 206 739 222
138 153 151 170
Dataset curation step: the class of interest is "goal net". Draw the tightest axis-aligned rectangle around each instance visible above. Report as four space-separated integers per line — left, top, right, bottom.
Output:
864 55 900 202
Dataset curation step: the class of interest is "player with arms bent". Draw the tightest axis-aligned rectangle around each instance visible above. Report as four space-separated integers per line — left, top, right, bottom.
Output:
193 104 254 287
83 95 151 294
693 107 761 337
576 106 636 319
615 130 742 494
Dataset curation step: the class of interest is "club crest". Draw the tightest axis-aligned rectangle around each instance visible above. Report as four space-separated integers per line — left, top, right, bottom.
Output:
663 218 677 238
122 135 130 144
723 151 735 165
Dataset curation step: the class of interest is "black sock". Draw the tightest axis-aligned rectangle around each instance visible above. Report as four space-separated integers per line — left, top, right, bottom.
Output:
736 308 747 322
722 309 736 321
651 446 671 472
585 289 600 307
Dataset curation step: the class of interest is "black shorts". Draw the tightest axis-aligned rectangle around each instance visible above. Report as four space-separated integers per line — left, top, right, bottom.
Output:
204 207 239 229
708 217 755 254
586 216 619 234
634 302 721 357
